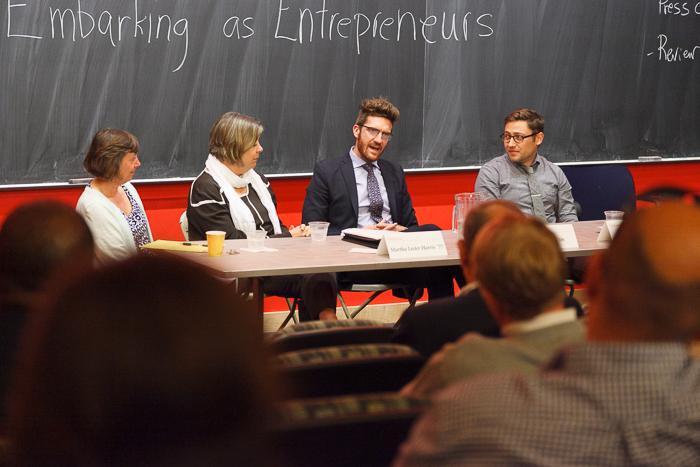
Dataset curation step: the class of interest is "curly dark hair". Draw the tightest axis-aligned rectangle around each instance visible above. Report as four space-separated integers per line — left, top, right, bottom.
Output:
355 97 400 126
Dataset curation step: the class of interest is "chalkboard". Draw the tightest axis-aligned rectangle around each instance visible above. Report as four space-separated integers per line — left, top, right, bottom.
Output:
1 0 698 185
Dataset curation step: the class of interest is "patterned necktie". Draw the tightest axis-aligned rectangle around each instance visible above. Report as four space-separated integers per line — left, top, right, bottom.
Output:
362 163 384 223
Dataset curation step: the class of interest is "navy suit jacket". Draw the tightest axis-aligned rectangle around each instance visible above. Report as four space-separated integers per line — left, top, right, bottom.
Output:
302 154 418 235
392 288 500 358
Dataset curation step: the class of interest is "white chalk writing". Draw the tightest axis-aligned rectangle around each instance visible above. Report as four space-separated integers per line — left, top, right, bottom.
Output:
273 0 494 55
6 0 496 72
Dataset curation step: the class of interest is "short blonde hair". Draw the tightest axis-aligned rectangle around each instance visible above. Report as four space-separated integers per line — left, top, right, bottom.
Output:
209 112 263 164
471 217 566 320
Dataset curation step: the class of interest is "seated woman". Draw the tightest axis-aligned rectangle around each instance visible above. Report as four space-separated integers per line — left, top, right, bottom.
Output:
187 112 337 321
76 129 152 264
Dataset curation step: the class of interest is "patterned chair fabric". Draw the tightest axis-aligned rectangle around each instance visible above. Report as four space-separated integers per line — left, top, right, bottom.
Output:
268 320 394 353
272 319 384 337
276 392 428 426
272 393 428 467
275 344 425 398
274 343 419 368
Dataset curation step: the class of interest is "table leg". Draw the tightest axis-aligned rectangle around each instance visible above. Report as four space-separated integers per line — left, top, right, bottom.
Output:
234 277 264 331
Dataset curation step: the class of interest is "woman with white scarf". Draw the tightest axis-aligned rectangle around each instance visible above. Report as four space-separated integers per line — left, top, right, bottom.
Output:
187 112 338 321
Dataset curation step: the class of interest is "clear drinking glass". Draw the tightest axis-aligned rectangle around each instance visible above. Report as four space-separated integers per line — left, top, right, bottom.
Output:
452 192 484 237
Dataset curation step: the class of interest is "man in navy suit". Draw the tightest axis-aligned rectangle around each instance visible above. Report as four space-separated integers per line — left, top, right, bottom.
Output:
302 96 457 300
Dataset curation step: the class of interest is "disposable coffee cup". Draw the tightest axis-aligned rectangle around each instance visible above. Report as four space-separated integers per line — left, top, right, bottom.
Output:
247 229 266 251
205 230 226 257
309 221 330 242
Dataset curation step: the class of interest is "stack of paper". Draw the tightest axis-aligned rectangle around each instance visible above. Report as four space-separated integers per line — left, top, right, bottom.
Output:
141 240 208 253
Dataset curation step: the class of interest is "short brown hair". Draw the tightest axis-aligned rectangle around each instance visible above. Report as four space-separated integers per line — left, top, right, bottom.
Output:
83 129 139 180
592 202 700 341
471 217 566 320
209 112 263 165
504 108 544 133
355 97 400 126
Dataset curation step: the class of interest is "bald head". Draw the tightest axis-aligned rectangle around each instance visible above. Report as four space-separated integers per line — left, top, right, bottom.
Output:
0 201 94 296
587 202 700 341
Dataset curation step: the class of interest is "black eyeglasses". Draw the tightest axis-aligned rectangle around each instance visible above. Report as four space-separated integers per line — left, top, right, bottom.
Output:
361 125 393 142
501 132 539 144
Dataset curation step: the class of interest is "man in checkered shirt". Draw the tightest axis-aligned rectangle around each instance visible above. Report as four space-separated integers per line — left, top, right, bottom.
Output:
394 202 700 466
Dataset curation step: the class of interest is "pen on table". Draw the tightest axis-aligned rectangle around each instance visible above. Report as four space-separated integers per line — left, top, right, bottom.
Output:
183 242 207 246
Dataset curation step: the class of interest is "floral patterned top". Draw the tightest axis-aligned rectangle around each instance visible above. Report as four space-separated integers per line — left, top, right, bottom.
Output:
123 186 151 247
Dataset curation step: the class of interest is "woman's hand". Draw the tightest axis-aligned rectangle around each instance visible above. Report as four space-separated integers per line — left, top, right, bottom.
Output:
289 224 311 237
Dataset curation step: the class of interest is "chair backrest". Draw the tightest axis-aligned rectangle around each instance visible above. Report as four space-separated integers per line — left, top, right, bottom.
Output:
272 393 428 467
179 211 189 241
275 344 425 399
268 320 394 353
561 164 636 221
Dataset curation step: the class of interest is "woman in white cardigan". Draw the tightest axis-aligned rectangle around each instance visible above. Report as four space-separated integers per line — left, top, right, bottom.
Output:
76 129 153 264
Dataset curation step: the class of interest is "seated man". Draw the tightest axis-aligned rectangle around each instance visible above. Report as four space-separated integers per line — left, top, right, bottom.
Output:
302 96 458 300
475 108 578 223
395 202 700 466
401 215 585 398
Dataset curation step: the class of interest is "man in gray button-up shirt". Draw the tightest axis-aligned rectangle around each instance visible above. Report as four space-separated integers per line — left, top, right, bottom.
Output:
475 108 578 223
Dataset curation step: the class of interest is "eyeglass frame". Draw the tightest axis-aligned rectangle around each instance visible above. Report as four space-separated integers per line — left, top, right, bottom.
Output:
500 131 540 144
360 125 393 142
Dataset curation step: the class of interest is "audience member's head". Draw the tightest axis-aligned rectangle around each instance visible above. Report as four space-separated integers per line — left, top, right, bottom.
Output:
0 201 94 305
458 200 524 281
471 216 567 323
10 255 276 466
586 202 700 342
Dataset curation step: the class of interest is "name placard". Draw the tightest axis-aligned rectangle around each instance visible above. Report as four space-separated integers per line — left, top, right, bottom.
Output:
376 231 448 260
546 224 580 250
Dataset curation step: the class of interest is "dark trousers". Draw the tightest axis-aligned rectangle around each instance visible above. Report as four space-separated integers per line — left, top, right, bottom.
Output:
263 273 338 321
339 265 458 302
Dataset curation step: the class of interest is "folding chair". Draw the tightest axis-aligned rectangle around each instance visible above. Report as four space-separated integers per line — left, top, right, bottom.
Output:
337 283 423 320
